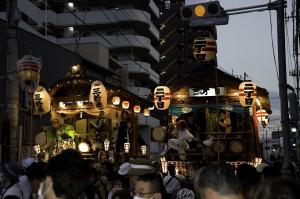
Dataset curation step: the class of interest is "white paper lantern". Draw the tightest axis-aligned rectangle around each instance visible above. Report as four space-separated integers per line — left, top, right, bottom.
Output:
89 81 107 109
154 86 171 110
33 86 51 115
239 81 257 107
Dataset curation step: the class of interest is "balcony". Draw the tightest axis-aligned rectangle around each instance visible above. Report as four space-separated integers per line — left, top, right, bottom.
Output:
18 1 159 40
56 35 159 63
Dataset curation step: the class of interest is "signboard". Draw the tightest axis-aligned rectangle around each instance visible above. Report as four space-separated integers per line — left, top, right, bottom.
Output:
188 87 225 97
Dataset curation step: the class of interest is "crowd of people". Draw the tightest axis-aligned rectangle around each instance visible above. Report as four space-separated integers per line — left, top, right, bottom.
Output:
0 148 299 199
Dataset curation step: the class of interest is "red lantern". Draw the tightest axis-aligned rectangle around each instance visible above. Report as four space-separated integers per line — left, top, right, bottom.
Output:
133 105 141 113
256 109 269 127
122 101 130 109
239 81 257 107
17 55 41 93
154 86 171 110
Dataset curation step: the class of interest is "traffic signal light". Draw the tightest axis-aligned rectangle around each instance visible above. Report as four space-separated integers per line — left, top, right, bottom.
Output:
180 1 228 26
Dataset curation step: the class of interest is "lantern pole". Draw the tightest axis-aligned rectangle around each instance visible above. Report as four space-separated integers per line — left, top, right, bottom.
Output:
6 0 20 162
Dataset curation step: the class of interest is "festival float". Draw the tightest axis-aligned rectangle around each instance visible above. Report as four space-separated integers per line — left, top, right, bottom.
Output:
32 64 152 162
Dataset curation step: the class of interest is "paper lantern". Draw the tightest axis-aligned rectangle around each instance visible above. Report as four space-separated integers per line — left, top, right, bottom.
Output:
33 86 51 115
193 36 217 62
141 145 147 155
154 86 171 110
89 81 107 109
17 54 42 93
122 101 130 109
104 139 110 152
256 109 269 127
124 142 130 153
134 105 141 113
239 81 257 107
112 96 121 105
78 142 90 153
144 108 150 117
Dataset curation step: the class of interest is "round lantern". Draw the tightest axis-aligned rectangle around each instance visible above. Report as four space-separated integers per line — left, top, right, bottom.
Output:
17 54 42 93
134 105 141 113
122 101 130 109
33 86 51 115
89 81 107 109
112 96 121 106
144 108 150 117
192 36 217 62
256 109 269 127
154 86 171 110
239 81 257 107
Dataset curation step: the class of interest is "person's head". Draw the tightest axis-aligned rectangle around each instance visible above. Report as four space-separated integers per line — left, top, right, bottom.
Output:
167 164 176 176
134 173 165 199
41 149 90 199
0 161 23 186
219 111 226 120
253 177 300 199
194 164 243 199
26 162 47 194
51 118 63 128
111 174 127 194
176 120 187 131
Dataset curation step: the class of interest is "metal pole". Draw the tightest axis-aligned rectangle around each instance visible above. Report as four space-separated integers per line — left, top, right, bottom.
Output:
6 0 19 162
277 0 292 163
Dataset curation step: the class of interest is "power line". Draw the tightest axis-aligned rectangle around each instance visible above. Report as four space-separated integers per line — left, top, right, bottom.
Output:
63 5 154 77
269 0 279 82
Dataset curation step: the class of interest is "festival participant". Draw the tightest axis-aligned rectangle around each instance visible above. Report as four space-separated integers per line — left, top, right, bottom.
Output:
133 173 166 199
194 164 243 199
163 164 181 198
162 120 196 160
1 162 24 199
38 149 90 199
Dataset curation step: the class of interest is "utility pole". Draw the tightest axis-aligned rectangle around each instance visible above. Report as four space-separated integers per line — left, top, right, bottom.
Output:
6 0 19 161
277 0 292 163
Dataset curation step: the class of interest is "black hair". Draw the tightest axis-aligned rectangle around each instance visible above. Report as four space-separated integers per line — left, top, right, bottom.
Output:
112 190 131 199
137 173 166 196
26 162 47 181
253 177 300 199
168 164 176 176
47 149 91 199
194 164 242 198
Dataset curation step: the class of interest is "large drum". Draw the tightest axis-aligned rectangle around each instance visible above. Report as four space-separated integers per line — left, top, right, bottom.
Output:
35 131 57 150
152 126 166 142
230 141 243 153
212 140 226 153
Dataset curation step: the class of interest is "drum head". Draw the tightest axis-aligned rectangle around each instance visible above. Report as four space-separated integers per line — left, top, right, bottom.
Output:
230 141 243 153
35 132 47 149
152 127 166 142
212 141 226 153
35 132 56 150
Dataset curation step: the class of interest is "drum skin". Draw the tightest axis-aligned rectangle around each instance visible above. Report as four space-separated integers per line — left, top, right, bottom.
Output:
230 141 243 153
212 141 226 153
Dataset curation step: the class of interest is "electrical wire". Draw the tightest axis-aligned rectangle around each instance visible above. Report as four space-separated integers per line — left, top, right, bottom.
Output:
63 5 154 77
268 0 279 81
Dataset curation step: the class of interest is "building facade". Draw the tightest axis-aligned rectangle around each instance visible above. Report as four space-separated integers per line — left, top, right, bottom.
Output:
0 0 161 160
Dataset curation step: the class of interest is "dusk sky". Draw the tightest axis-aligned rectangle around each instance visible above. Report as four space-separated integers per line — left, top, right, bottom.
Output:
186 0 295 127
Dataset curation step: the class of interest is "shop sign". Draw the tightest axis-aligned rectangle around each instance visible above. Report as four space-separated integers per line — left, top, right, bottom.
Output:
188 87 225 97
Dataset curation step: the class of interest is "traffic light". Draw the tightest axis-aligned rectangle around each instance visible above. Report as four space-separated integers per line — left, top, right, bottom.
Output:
180 1 228 26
